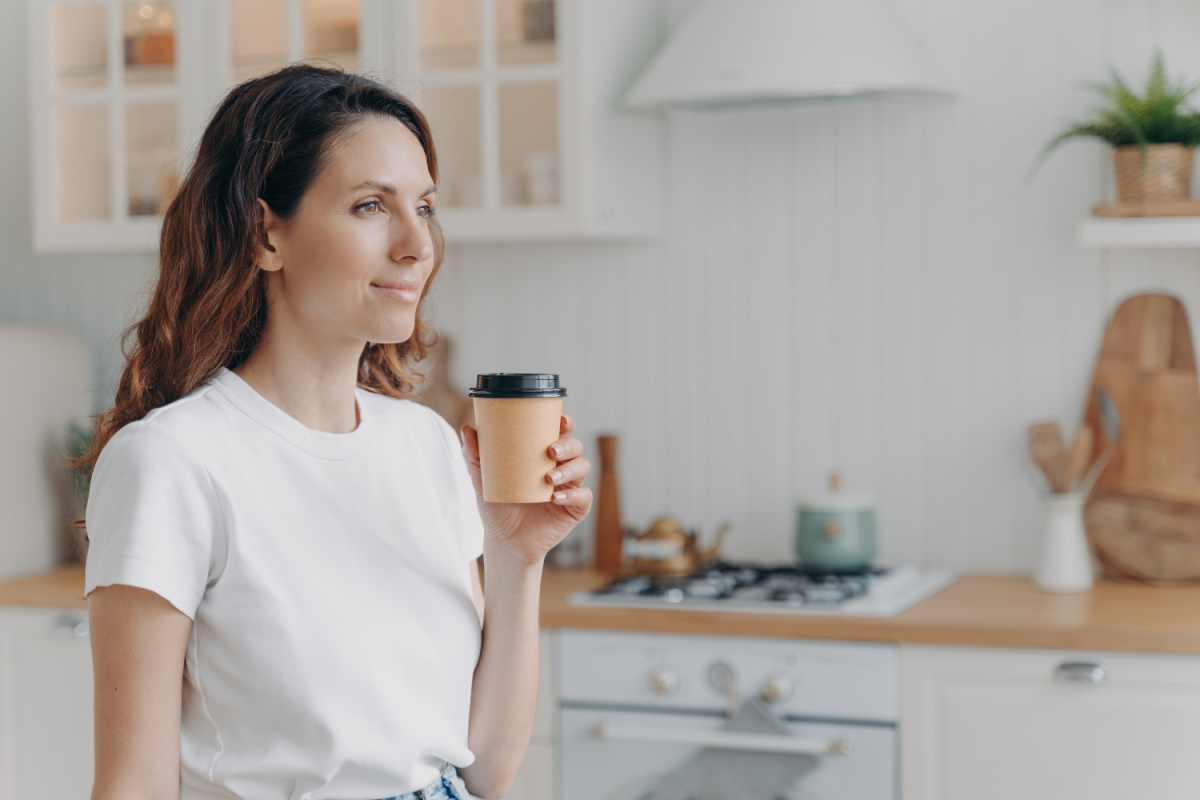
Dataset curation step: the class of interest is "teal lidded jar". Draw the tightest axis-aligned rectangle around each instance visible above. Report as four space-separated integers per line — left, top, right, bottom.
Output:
794 473 877 572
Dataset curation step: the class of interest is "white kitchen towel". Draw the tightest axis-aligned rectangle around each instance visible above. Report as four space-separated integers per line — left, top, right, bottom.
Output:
640 698 818 800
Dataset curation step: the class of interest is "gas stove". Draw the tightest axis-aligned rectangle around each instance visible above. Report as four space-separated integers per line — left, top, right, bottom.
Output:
568 562 956 617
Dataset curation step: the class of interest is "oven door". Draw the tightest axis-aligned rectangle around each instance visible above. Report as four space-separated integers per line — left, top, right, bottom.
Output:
559 707 896 800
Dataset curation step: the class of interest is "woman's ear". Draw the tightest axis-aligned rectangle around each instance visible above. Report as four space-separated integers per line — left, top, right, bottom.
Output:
255 198 285 273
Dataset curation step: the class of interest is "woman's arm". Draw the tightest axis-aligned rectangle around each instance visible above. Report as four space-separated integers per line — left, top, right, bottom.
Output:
89 584 192 800
456 416 592 799
459 554 542 799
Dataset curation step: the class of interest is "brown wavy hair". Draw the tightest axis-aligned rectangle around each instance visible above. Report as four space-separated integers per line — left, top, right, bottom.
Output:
74 64 443 475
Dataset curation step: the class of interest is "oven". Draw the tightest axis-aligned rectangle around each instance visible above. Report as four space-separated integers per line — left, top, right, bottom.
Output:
556 630 899 800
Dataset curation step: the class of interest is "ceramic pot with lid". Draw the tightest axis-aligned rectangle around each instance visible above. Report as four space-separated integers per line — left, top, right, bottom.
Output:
794 473 877 572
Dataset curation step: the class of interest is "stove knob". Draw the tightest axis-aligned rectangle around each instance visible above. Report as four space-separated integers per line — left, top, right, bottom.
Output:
760 672 794 704
648 667 681 696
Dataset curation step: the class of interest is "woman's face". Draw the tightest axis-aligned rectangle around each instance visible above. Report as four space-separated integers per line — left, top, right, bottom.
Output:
257 115 437 349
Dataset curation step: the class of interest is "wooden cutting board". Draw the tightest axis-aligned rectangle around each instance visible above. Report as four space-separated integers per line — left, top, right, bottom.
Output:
1083 294 1200 582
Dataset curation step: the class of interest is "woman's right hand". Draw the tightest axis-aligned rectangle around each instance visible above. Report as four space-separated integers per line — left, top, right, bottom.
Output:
459 413 592 567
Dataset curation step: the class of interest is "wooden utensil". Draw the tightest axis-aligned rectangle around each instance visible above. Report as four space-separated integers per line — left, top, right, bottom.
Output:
1075 387 1122 495
1061 426 1095 493
1027 421 1066 492
1082 293 1200 582
593 435 625 573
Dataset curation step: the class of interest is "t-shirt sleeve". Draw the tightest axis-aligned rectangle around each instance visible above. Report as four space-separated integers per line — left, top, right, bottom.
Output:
433 414 485 562
84 422 225 620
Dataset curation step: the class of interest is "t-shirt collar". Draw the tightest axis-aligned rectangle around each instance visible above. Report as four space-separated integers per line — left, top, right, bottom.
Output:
211 367 372 460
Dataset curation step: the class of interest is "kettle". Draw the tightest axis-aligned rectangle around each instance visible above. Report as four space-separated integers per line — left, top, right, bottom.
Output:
625 517 730 578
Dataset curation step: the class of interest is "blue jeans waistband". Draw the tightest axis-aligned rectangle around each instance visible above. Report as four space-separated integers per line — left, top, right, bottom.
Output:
375 764 468 800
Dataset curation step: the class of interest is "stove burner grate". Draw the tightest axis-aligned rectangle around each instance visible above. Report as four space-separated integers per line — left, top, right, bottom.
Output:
592 562 890 607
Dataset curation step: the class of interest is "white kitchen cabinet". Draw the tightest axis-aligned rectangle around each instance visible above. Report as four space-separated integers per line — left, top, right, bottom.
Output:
390 0 664 242
0 607 93 800
901 644 1200 800
503 628 557 800
28 0 663 253
27 0 386 254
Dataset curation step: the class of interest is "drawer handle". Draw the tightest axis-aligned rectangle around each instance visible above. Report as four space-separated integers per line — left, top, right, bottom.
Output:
50 614 89 638
1053 660 1108 684
589 722 852 756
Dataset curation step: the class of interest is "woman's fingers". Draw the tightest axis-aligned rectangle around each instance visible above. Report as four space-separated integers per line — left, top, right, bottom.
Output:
460 425 480 464
548 435 583 462
560 413 575 434
551 485 593 515
546 456 591 486
458 426 485 496
467 423 589 489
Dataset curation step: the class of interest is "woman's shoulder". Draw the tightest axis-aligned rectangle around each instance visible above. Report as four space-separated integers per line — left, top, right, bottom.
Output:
360 391 459 447
101 378 230 464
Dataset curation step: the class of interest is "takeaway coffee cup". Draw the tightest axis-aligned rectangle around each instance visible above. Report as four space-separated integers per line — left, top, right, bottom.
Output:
469 374 567 503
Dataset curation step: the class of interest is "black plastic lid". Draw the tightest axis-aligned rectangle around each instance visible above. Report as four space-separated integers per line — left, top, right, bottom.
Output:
469 373 566 398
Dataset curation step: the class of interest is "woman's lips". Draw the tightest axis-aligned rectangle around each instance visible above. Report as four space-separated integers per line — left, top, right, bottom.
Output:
372 282 421 303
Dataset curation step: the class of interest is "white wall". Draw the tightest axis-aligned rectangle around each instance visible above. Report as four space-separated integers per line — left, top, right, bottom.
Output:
0 0 156 410
4 0 1200 573
441 0 1200 572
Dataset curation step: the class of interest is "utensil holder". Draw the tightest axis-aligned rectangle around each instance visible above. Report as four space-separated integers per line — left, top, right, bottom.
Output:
1035 493 1094 592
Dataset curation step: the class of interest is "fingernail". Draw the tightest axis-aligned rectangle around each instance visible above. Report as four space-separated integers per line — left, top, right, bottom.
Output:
550 443 564 458
548 469 563 484
554 492 567 503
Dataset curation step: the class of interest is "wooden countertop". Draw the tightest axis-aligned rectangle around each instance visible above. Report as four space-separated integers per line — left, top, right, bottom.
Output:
10 564 1200 654
0 563 87 609
540 568 1200 655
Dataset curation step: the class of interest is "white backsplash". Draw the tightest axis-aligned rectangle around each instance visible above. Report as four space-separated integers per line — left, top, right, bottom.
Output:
434 0 1200 571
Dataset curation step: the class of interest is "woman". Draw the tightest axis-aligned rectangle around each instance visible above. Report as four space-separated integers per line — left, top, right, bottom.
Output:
79 64 592 800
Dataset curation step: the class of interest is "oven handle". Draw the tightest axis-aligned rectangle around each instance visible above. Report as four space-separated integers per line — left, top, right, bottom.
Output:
588 722 853 756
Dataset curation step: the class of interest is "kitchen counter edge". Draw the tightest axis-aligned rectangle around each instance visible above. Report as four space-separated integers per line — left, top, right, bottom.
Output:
8 564 1200 655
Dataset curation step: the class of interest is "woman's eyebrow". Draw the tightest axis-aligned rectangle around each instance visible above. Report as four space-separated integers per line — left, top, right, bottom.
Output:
350 180 437 198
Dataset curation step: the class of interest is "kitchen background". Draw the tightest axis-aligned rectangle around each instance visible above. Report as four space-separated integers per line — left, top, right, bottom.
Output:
4 0 1200 575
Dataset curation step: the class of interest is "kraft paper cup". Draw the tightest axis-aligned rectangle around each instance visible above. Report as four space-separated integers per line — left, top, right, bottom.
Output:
470 374 567 504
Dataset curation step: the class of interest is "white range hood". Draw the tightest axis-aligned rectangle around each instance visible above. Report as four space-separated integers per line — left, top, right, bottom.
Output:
624 0 954 109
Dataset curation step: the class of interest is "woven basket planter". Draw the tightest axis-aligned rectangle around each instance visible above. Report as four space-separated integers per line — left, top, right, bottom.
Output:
1113 143 1195 202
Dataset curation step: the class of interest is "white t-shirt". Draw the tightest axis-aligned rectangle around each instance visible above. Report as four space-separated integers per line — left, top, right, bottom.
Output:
85 367 485 800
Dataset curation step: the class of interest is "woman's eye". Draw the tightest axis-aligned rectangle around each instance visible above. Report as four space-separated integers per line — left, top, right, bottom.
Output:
418 204 436 218
356 200 382 214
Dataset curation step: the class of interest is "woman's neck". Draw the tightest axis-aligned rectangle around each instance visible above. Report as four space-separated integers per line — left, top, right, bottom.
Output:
234 335 363 434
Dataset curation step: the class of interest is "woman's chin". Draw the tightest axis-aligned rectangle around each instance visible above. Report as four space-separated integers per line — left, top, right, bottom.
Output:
364 324 416 346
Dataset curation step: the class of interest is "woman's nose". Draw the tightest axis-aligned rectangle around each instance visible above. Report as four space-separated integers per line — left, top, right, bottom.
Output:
389 207 434 264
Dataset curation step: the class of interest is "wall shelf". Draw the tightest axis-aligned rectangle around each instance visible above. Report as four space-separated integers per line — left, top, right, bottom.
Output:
1078 217 1200 249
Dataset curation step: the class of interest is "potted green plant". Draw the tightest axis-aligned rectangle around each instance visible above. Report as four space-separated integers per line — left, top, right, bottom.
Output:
1033 51 1200 203
66 419 94 559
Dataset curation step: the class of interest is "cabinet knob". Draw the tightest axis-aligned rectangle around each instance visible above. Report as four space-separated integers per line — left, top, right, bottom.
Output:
760 672 794 704
1053 660 1108 684
706 661 735 694
648 667 681 696
50 614 89 638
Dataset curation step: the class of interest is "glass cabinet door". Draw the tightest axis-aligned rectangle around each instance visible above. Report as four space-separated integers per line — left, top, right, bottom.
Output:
41 0 182 238
228 0 361 85
32 0 393 252
413 0 561 213
230 0 288 82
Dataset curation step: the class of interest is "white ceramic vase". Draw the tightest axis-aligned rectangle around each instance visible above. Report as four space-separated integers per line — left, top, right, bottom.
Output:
1034 493 1094 593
